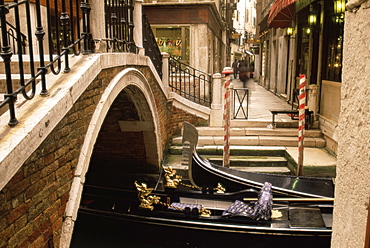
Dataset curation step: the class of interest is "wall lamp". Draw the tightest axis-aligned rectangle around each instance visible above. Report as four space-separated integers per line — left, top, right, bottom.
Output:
286 27 293 36
308 14 317 26
334 0 346 14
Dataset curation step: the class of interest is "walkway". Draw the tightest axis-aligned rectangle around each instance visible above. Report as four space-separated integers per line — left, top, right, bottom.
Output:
232 77 293 122
169 77 337 177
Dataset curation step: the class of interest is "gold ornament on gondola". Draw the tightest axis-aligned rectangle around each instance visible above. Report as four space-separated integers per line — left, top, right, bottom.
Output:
134 181 160 210
163 165 182 188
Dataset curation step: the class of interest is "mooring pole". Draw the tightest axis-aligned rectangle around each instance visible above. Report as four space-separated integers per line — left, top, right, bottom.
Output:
297 74 306 176
222 67 233 168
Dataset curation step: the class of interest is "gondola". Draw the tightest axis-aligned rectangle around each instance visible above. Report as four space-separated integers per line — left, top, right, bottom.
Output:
182 122 335 199
79 180 332 248
77 122 334 247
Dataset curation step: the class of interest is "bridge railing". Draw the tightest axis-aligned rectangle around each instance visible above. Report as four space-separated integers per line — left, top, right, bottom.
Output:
168 56 212 107
0 0 164 127
0 0 94 127
142 13 162 78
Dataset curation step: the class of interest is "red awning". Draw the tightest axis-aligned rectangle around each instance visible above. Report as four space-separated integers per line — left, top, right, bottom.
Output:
268 0 297 29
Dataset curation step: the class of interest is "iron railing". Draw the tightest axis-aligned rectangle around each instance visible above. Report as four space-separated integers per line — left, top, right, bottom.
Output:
169 56 212 107
104 0 137 53
0 0 163 127
142 13 162 78
0 21 27 54
0 0 94 127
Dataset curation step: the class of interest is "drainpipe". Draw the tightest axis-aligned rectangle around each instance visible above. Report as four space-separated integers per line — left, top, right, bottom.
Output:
313 1 326 117
307 3 324 121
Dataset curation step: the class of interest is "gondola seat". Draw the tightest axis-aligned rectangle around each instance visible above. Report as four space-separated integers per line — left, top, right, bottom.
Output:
169 202 202 212
222 182 273 220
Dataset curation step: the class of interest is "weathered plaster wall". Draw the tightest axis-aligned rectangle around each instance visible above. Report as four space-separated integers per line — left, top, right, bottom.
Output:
331 2 370 247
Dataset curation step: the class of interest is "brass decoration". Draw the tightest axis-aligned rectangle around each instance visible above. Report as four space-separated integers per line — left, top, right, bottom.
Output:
134 181 160 210
271 209 283 219
163 166 182 188
215 183 226 194
200 207 211 217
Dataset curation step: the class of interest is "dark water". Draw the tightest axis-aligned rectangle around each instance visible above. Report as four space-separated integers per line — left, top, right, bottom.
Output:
70 213 207 248
70 212 331 248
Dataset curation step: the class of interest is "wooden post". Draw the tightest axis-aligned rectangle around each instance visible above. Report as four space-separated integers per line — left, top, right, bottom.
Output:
222 67 233 168
297 74 306 176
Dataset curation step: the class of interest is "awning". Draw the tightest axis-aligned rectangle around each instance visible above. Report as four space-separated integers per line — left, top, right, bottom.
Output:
268 0 298 29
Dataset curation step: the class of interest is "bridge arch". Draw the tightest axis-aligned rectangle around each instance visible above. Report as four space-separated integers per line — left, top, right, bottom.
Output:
61 68 162 247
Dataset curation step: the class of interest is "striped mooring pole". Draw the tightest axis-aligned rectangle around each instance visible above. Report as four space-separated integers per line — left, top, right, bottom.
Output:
222 67 233 168
297 74 306 176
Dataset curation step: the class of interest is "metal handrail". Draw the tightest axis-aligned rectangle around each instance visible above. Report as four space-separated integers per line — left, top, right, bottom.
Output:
142 13 162 78
0 0 93 127
0 0 163 127
168 56 212 107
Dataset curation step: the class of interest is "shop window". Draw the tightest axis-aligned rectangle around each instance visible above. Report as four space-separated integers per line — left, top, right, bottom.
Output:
322 9 344 82
153 26 190 63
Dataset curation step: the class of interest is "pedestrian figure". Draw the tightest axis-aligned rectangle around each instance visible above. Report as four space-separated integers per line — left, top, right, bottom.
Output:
232 59 238 79
238 60 248 85
249 61 254 79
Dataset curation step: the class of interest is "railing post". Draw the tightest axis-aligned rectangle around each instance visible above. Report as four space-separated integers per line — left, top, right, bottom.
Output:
60 0 71 72
35 0 48 95
209 73 223 127
133 0 144 56
161 52 170 87
81 0 92 55
89 1 105 52
128 0 135 53
0 0 18 126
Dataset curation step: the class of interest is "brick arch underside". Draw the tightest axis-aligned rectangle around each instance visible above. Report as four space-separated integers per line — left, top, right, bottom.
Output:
86 84 160 188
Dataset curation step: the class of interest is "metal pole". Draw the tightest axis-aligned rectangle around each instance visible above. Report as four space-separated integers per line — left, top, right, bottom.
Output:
297 74 306 176
0 0 18 126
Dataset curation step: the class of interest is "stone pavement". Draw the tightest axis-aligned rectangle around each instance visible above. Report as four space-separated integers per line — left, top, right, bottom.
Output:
231 77 294 121
232 77 336 177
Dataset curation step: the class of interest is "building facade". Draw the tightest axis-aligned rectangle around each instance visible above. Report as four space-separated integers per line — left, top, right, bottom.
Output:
257 0 345 155
143 0 236 74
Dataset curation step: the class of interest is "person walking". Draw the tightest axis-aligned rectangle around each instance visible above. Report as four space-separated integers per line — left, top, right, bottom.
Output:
232 59 238 79
238 60 248 86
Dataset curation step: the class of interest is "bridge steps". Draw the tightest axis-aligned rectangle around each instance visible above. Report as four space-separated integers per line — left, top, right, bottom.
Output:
171 126 325 148
169 124 336 177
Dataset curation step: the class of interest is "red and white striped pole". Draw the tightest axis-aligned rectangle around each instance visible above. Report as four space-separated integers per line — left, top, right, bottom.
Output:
297 74 306 176
222 67 233 168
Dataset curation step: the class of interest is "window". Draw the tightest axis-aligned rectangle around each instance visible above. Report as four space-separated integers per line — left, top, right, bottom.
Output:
152 26 190 63
322 7 344 82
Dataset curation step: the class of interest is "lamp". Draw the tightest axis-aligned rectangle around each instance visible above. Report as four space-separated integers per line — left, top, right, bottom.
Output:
308 14 317 26
286 27 293 36
334 0 346 14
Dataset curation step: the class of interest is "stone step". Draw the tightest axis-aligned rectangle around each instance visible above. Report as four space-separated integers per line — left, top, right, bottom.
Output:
231 119 299 128
203 155 288 167
164 154 292 176
169 145 287 156
196 126 322 138
172 135 325 148
229 166 292 175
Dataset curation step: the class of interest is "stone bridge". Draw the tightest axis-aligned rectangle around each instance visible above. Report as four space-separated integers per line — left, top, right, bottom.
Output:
0 52 221 247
